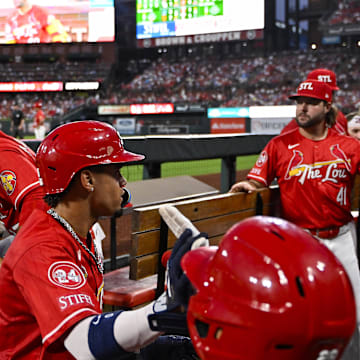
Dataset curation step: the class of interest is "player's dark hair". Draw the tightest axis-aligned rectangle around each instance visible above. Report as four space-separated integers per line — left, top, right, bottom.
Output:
326 104 336 128
44 186 70 208
43 164 115 207
43 170 79 207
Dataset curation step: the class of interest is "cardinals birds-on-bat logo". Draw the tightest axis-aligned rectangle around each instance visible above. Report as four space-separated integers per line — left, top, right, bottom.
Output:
285 150 304 180
330 144 351 172
285 144 351 183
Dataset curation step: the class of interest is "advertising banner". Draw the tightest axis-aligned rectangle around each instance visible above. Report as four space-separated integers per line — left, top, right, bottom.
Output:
210 118 246 134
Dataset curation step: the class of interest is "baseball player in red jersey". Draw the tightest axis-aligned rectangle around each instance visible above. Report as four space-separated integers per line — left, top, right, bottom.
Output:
0 121 197 359
5 0 71 44
0 130 46 262
230 80 360 352
33 101 46 140
281 68 348 135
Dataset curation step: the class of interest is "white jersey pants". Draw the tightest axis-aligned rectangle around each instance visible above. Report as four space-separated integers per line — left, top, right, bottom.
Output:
34 125 46 140
316 221 360 331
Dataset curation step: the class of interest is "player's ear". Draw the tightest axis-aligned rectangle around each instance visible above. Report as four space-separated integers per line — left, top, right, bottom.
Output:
79 169 95 193
324 101 332 113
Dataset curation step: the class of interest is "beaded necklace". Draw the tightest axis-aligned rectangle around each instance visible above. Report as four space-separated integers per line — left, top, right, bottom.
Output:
47 208 104 274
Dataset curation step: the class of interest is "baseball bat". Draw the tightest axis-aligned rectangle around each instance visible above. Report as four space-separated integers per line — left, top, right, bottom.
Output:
158 205 208 249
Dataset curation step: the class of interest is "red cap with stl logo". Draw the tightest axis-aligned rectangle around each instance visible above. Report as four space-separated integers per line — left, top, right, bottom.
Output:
289 80 332 103
306 68 339 90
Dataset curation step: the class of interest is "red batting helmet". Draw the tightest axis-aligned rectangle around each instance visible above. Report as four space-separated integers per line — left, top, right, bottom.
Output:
306 68 339 91
36 120 144 194
182 216 355 360
289 79 332 103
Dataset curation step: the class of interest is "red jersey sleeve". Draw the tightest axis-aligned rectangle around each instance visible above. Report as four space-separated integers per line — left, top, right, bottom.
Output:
247 139 278 186
13 240 102 349
0 150 40 210
18 187 47 227
0 150 41 232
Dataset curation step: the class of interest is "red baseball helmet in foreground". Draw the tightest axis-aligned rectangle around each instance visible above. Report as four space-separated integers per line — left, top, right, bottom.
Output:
36 120 145 194
182 216 356 360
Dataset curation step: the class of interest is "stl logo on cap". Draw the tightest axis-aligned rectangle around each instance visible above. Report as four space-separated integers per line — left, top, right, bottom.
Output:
0 170 17 196
298 82 314 91
289 80 332 103
307 69 339 90
317 74 332 83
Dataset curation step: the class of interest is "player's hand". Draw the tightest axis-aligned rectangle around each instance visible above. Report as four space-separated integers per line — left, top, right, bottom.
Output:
147 229 208 336
229 180 258 193
167 228 208 309
140 335 200 360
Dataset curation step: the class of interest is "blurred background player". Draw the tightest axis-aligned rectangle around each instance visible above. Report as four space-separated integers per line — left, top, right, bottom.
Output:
346 110 360 141
0 121 196 359
33 100 46 140
229 80 360 354
5 0 71 44
10 102 25 139
0 130 46 265
281 68 348 135
166 216 356 360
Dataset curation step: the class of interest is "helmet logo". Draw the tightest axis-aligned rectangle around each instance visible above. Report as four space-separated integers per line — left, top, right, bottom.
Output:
316 349 338 360
98 146 114 157
0 170 17 196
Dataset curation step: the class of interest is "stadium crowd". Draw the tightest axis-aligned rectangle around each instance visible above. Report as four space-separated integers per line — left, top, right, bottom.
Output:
326 0 360 26
0 48 359 122
0 61 110 120
113 48 360 114
0 61 110 82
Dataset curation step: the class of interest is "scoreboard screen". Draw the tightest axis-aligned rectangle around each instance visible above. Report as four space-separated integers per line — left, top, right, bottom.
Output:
0 0 115 44
136 0 264 39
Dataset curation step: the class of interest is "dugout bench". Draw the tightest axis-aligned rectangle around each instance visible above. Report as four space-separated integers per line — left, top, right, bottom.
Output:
103 186 281 310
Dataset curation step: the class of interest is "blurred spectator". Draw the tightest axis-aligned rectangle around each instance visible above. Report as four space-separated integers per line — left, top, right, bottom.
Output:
326 0 360 26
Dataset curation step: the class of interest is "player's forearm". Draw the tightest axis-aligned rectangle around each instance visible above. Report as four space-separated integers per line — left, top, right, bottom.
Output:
64 302 161 359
